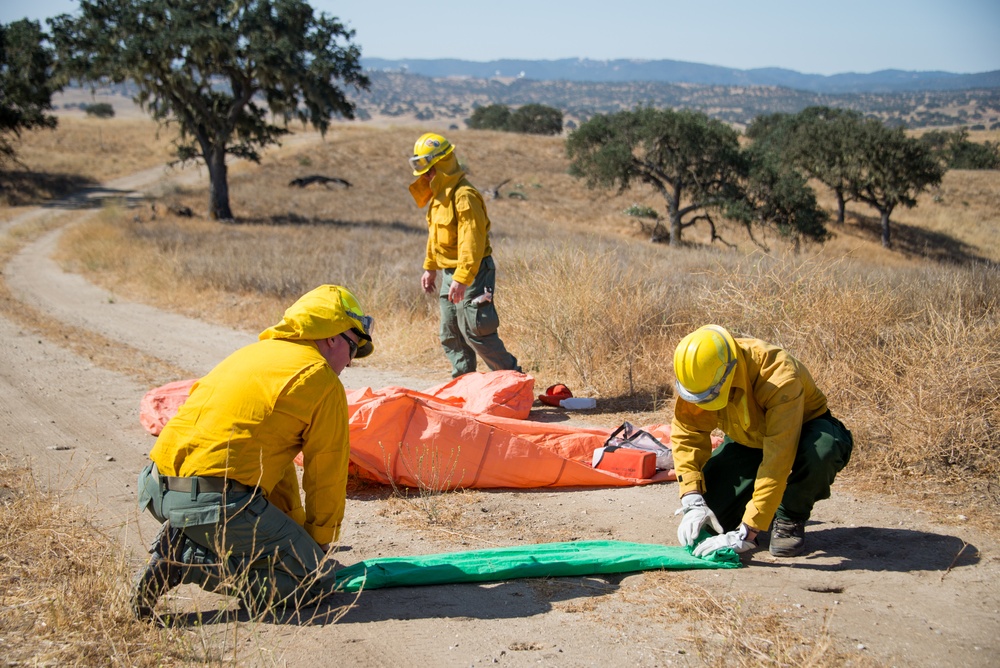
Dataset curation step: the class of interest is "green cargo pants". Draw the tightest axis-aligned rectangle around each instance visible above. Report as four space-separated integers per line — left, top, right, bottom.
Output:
439 255 519 378
137 463 338 610
701 412 854 532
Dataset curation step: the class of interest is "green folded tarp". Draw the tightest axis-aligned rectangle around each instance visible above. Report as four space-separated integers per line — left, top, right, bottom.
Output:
333 540 740 592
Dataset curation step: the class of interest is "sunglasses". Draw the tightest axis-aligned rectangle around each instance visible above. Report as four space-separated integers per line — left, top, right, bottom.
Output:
339 332 359 360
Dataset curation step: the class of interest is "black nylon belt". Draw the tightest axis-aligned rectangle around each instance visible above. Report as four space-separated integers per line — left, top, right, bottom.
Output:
161 475 253 494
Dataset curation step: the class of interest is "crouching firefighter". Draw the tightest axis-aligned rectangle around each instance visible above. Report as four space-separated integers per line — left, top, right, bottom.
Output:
132 285 374 619
670 325 853 559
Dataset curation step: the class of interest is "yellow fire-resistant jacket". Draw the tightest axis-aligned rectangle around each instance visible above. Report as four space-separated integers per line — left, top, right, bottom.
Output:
671 338 829 532
421 153 492 285
150 291 354 546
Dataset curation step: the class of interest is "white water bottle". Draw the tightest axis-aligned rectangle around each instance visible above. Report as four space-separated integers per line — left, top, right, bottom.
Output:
560 397 597 410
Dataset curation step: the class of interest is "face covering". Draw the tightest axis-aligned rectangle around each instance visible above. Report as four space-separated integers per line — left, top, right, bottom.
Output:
409 175 432 208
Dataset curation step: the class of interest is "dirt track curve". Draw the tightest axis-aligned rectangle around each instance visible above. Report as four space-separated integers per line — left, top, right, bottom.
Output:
1 164 997 666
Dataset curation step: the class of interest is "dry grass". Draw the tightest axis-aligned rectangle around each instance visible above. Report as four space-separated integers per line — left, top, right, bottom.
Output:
0 458 194 665
640 576 884 667
52 124 1000 520
0 457 360 664
0 116 176 213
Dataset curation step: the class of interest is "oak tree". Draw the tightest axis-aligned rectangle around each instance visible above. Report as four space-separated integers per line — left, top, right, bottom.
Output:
1 19 58 167
851 120 944 248
567 107 744 246
50 0 368 220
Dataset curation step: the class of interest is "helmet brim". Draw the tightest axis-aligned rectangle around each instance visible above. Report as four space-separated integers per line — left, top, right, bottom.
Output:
694 371 735 411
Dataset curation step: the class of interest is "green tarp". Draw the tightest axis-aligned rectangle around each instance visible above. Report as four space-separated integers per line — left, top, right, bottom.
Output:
333 540 740 592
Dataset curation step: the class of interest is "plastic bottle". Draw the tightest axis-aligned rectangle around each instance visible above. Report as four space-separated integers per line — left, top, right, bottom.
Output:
560 397 597 410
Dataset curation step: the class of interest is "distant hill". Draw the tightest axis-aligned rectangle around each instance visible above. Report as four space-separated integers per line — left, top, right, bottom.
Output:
361 57 1000 94
351 71 1000 131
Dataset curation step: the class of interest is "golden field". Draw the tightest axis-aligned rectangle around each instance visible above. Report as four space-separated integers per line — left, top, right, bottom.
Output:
2 113 997 667
28 120 997 509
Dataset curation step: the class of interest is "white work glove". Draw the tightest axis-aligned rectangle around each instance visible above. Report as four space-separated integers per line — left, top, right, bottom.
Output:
692 523 757 558
675 493 723 547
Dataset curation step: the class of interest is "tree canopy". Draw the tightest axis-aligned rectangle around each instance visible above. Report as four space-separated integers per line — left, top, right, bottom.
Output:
850 120 944 248
466 103 563 135
508 104 563 136
566 107 746 246
726 145 829 250
1 19 58 167
747 107 866 225
747 106 944 248
467 104 512 131
50 0 369 220
918 128 1000 170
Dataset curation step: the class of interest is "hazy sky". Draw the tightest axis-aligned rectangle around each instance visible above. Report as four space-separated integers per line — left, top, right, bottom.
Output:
4 0 999 76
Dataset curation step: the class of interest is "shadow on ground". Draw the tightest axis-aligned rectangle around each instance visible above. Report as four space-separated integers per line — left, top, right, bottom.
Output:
0 171 99 207
757 523 980 573
239 213 424 236
164 575 620 627
842 213 998 268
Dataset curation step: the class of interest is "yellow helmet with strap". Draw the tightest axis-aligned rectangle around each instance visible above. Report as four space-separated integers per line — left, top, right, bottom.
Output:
259 285 375 359
409 132 455 176
673 325 738 411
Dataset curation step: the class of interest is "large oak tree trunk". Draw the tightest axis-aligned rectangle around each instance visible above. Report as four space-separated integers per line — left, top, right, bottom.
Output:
669 214 682 246
207 147 232 221
880 209 892 248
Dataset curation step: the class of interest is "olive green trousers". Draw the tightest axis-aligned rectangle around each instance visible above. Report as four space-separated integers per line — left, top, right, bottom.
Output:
439 255 519 378
138 463 338 611
701 412 854 532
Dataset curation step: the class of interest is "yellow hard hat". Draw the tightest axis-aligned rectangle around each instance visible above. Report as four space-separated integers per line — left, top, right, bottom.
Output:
410 132 455 176
673 325 738 411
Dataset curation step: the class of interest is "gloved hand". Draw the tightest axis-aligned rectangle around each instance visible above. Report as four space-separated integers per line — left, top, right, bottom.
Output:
675 493 723 547
692 523 757 558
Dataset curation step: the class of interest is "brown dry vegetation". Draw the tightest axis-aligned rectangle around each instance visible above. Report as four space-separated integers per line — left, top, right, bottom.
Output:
0 459 193 665
3 117 999 665
56 123 1000 514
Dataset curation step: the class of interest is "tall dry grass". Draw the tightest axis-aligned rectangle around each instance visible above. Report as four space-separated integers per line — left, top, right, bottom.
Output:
0 457 359 664
55 124 1000 513
0 458 193 665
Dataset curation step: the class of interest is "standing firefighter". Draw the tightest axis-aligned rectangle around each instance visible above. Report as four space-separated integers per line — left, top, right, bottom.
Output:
132 285 374 619
670 325 853 558
408 132 520 378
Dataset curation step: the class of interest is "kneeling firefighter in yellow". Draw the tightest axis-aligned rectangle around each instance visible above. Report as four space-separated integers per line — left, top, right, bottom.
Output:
132 285 374 619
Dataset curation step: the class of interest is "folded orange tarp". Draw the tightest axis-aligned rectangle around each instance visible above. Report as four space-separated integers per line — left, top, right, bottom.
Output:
139 371 715 488
139 378 196 436
420 371 535 419
343 385 677 488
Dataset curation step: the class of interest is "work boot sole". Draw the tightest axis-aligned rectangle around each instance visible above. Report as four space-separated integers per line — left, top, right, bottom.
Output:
769 541 806 557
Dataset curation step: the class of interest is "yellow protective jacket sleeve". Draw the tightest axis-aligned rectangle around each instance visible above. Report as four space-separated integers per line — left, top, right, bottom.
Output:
422 156 492 285
150 338 350 545
670 338 829 531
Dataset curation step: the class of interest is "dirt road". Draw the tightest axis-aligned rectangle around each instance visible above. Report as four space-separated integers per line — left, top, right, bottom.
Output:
2 170 997 666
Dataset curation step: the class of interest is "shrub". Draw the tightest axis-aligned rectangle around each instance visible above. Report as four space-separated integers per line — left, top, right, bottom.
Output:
83 102 115 118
